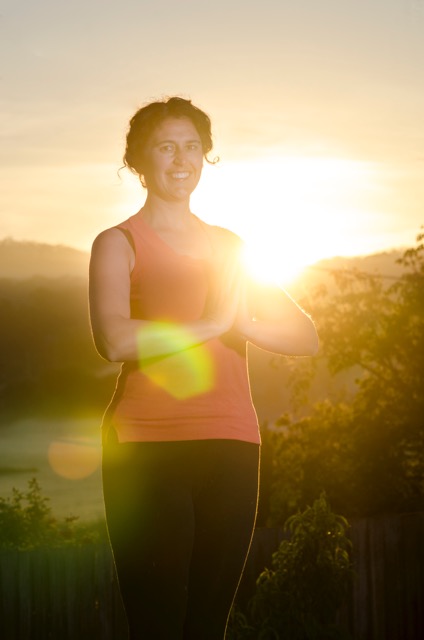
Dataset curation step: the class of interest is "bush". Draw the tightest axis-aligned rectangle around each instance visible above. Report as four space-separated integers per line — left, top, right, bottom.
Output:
229 494 353 640
0 478 105 549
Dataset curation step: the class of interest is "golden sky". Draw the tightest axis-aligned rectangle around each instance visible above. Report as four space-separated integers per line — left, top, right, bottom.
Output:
1 0 423 279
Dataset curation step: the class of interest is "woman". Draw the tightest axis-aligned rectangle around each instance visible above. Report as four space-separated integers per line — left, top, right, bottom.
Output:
89 96 318 639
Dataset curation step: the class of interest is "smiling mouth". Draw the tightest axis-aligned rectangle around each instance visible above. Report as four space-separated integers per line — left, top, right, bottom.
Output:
171 172 190 180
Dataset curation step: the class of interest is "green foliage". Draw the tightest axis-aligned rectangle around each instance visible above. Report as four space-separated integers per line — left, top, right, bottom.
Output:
0 478 105 549
265 232 424 522
228 495 353 640
227 606 257 640
268 403 356 524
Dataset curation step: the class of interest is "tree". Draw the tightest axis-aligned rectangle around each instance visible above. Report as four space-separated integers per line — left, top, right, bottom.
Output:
267 232 424 522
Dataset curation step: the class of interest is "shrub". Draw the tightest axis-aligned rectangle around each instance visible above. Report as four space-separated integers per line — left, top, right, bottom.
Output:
229 494 353 640
0 478 105 549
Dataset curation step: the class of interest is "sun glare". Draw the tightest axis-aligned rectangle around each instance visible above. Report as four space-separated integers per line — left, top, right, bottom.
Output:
242 241 307 285
193 155 379 285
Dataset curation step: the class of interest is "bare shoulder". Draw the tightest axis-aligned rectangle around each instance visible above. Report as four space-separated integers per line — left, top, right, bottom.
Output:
90 226 135 273
92 226 129 251
92 226 134 257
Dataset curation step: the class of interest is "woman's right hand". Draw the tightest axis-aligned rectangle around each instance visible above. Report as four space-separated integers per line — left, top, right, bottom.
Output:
203 253 242 335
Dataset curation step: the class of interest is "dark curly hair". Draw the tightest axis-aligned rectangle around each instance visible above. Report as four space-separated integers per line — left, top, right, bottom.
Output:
123 96 217 183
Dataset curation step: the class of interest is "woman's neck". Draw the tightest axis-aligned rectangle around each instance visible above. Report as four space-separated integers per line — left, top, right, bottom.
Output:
141 194 193 230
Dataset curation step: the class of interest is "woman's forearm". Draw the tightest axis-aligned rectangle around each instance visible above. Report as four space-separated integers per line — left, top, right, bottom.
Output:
92 316 224 363
239 315 319 356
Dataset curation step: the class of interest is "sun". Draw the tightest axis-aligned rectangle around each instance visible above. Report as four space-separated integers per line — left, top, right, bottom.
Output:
193 155 379 285
241 239 309 285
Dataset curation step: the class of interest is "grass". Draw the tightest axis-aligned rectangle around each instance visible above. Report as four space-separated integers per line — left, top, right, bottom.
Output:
0 417 104 521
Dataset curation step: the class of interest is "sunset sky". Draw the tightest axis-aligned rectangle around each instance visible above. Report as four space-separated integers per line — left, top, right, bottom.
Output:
1 0 423 281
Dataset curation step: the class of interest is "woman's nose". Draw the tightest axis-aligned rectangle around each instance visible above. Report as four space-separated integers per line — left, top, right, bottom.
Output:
173 148 186 165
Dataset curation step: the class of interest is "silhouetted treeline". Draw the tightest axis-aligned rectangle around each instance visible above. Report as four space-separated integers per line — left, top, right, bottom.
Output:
0 276 117 419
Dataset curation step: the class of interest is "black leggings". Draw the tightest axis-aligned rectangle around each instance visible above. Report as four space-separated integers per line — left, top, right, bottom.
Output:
102 433 260 640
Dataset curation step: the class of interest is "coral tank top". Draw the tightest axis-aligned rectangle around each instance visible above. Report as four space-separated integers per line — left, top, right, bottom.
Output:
103 214 260 444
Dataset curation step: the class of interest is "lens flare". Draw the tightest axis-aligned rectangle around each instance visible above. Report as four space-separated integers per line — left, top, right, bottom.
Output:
48 437 101 480
137 323 215 399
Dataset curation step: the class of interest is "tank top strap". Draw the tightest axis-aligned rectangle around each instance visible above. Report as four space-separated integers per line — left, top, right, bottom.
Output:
115 225 136 253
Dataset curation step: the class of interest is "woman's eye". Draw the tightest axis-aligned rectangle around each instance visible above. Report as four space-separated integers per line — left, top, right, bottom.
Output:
159 144 175 154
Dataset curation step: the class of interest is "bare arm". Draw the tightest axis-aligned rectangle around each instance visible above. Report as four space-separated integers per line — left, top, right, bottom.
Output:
233 275 319 357
88 228 241 362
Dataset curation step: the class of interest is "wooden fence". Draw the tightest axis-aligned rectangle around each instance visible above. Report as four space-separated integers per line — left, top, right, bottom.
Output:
238 512 424 640
1 512 424 639
347 512 424 640
0 545 127 639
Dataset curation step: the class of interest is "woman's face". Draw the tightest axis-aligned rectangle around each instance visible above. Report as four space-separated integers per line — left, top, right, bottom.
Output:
142 117 204 202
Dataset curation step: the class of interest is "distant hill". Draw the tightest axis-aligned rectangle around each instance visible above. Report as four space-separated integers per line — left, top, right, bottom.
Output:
0 238 89 279
0 237 404 284
287 249 403 300
306 250 403 281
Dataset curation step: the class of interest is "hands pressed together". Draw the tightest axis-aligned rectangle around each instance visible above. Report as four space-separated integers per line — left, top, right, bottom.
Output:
203 249 319 357
202 252 250 337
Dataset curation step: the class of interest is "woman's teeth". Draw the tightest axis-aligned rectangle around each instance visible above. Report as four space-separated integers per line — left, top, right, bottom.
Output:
172 172 190 179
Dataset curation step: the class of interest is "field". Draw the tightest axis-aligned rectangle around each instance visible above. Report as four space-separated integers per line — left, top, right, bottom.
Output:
0 417 105 521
